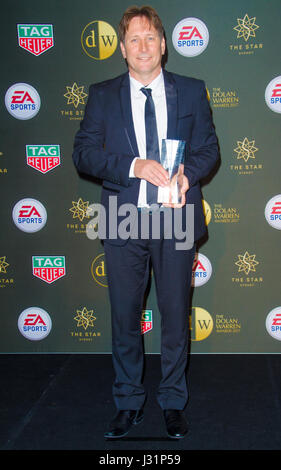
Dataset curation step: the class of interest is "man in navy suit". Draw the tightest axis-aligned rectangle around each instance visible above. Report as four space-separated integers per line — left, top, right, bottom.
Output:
73 5 218 439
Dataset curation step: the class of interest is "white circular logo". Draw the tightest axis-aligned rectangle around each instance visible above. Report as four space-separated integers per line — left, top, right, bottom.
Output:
18 307 52 341
172 17 209 57
264 194 281 230
265 76 281 113
12 198 47 233
192 253 212 287
266 307 281 341
5 83 41 120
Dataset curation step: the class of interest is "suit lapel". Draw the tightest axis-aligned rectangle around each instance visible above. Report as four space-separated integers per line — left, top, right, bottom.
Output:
119 73 139 156
163 70 178 139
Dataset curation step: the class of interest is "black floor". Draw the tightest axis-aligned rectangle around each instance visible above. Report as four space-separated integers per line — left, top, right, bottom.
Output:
0 354 281 451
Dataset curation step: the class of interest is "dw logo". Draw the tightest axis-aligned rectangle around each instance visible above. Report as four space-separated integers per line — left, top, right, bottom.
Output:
81 20 117 60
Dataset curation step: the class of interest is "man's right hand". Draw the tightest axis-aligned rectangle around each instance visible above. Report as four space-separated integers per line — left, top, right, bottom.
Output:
134 158 169 187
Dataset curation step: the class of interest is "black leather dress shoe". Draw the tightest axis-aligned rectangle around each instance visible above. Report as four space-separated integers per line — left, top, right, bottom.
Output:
163 409 188 439
104 409 144 439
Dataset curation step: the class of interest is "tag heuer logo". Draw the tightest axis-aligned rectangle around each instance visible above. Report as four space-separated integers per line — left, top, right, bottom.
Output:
17 24 54 56
141 310 153 334
26 145 60 173
32 256 66 283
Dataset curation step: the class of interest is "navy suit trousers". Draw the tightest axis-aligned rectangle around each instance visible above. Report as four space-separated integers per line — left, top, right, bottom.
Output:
104 211 195 410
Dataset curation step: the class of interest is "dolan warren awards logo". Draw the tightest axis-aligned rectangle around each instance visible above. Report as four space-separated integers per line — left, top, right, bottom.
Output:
81 20 117 60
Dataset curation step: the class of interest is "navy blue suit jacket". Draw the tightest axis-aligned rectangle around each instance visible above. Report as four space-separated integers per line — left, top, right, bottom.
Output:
73 69 218 245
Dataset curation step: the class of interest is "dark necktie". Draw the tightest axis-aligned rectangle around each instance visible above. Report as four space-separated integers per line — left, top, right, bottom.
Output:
140 87 160 205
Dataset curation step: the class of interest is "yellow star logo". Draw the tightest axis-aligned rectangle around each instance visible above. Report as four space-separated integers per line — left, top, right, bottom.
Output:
0 256 9 273
64 82 88 108
69 198 90 222
235 251 259 275
234 14 259 41
234 137 258 162
74 307 96 330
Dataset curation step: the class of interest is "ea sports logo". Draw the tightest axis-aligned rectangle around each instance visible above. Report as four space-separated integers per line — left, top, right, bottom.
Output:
5 83 41 120
192 253 212 287
12 198 47 233
265 194 281 230
172 17 209 57
266 307 281 341
265 76 281 113
81 20 117 60
18 307 52 341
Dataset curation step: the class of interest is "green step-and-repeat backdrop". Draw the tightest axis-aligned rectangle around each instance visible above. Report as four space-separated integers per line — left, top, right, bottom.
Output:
1 0 280 353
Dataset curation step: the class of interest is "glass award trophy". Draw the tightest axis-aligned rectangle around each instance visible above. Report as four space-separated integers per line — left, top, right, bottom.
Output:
157 139 186 204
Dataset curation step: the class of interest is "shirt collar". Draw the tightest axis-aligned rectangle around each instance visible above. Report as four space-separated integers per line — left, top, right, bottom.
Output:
129 69 165 98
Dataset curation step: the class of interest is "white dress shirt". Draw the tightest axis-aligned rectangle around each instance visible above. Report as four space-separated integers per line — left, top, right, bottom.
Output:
129 70 167 207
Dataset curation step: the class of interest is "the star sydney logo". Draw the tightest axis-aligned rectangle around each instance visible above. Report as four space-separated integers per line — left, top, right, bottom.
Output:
233 14 259 41
64 83 88 108
69 198 90 222
0 257 9 274
74 307 96 330
234 138 258 163
235 251 259 275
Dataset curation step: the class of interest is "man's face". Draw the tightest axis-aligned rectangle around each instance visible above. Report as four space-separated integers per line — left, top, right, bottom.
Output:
120 15 165 84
